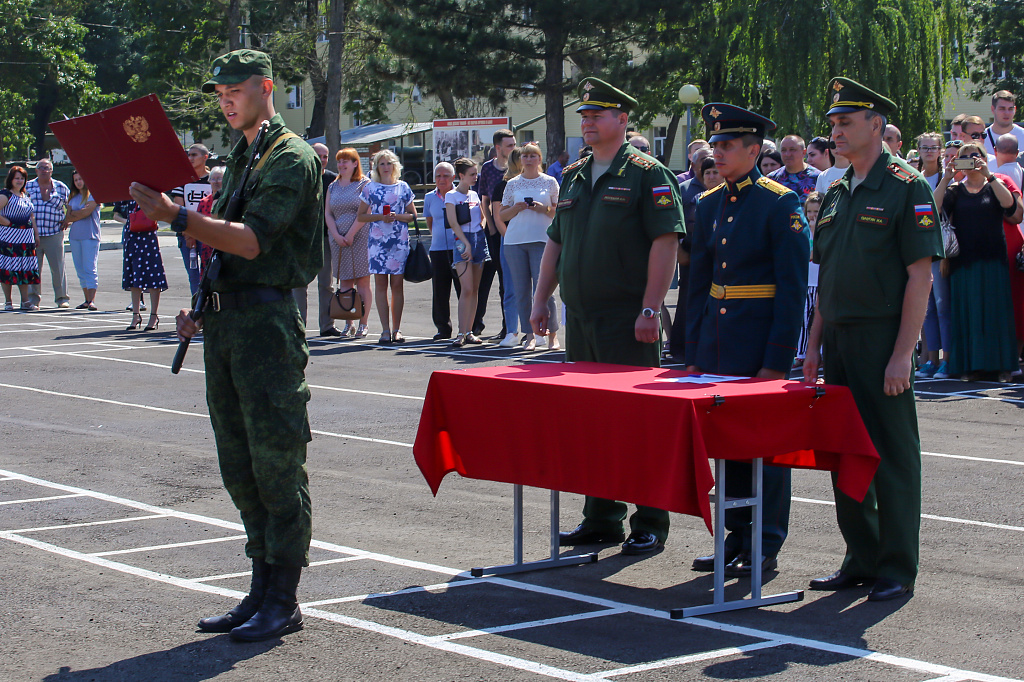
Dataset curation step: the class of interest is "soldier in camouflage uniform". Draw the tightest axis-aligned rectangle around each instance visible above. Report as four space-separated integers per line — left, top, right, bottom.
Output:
130 49 322 641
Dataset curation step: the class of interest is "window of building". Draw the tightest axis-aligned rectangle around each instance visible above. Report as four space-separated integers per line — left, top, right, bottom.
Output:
412 85 422 103
653 127 667 157
519 130 535 144
287 85 303 109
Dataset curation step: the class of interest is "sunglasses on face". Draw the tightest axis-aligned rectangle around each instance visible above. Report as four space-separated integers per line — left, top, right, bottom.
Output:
919 146 941 151
635 145 650 152
945 140 963 148
968 132 984 139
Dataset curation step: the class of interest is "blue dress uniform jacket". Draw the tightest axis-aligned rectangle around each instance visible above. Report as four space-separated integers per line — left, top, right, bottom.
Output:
686 168 810 376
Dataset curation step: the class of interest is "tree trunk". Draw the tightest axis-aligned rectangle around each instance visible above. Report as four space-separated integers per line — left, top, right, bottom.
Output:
324 0 346 171
31 76 58 160
435 87 457 118
229 0 243 51
542 31 567 163
662 112 681 169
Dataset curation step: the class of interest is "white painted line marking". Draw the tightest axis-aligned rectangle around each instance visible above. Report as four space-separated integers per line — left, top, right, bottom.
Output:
2 469 1020 682
193 559 372 584
917 389 1024 406
920 676 969 682
302 580 477 608
595 640 783 678
0 383 415 447
4 514 170 534
923 451 1024 467
90 534 247 557
793 497 1024 532
434 608 626 641
0 493 87 506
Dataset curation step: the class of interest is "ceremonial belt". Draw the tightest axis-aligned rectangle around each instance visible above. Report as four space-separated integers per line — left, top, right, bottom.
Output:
709 283 776 300
207 287 292 312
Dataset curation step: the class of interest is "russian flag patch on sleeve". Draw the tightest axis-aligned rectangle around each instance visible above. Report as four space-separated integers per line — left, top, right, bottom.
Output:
915 203 934 228
652 185 674 207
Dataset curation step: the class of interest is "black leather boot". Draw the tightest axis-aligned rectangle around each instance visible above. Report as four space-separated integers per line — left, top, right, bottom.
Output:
230 565 303 642
198 558 270 633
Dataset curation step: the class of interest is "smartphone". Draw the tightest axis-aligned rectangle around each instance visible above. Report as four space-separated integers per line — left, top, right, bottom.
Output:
953 158 976 171
382 205 391 215
524 197 535 206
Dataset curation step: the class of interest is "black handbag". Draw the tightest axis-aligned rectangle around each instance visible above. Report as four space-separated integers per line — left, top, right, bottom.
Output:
404 220 433 283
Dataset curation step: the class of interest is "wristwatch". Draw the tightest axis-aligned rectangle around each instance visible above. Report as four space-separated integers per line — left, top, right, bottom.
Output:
987 174 998 183
641 307 661 319
170 206 189 233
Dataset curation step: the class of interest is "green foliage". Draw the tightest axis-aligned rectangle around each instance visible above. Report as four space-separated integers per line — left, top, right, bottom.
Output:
970 0 1024 97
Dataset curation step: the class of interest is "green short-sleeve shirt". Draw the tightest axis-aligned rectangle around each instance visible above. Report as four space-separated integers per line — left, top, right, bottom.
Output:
547 143 683 313
813 150 944 324
213 113 323 292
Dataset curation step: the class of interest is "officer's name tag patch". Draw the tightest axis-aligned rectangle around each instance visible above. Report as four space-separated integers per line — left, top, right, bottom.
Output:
556 197 575 210
856 213 888 226
652 185 674 207
601 194 630 205
817 214 834 229
914 204 935 228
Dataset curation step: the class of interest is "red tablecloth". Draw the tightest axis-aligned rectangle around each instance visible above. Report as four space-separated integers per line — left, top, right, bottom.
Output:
413 362 879 533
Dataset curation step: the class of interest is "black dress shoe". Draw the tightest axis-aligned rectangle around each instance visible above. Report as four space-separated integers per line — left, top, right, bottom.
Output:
724 552 777 577
620 532 664 555
692 547 740 572
809 570 874 591
867 578 913 601
558 524 625 547
320 327 343 337
432 332 452 341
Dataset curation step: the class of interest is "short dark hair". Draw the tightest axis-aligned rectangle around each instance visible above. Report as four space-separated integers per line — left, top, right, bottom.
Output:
863 109 887 130
699 156 717 176
453 157 476 177
992 90 1016 107
758 149 782 168
492 129 515 146
740 133 764 149
808 136 834 165
5 165 27 191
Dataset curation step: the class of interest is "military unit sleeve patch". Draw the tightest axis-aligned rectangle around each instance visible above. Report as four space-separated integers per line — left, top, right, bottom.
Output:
790 213 803 232
652 185 674 207
915 203 935 228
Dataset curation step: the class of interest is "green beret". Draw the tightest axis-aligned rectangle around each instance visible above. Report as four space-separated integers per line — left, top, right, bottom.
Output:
202 49 274 94
576 77 637 113
826 77 896 118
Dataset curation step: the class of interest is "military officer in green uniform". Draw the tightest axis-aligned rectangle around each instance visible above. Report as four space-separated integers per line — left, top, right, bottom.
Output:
686 104 810 577
130 49 323 638
530 77 684 555
802 77 943 601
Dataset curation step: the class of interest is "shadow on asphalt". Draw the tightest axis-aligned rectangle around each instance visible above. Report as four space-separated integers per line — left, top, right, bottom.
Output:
41 635 279 681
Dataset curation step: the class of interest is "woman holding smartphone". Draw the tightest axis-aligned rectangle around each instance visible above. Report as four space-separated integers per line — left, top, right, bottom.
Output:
357 150 416 344
499 143 560 351
444 157 490 347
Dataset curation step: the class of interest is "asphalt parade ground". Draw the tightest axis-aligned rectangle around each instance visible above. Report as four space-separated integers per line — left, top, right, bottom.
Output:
1 237 1022 682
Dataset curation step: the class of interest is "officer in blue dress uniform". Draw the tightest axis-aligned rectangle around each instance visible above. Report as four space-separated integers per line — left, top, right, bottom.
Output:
685 103 810 576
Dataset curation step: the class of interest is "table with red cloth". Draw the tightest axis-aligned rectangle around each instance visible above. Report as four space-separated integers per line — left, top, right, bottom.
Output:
414 362 879 534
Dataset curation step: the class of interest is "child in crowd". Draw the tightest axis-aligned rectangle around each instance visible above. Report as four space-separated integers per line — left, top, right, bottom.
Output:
796 192 822 367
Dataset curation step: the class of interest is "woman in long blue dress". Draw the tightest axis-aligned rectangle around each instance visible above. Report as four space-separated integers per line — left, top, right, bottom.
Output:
114 200 167 331
0 166 39 310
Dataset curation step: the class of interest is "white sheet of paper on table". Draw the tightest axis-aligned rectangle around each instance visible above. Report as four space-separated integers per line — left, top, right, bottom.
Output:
655 374 746 384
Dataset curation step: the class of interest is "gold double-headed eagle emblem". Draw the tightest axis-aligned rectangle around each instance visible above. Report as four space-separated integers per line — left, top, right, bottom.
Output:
123 116 151 143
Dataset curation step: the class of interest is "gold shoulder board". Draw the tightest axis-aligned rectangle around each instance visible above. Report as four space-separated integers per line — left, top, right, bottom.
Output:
699 182 726 200
756 176 790 196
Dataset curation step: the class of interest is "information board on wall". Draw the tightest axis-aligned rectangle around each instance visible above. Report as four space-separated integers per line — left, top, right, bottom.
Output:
432 117 512 166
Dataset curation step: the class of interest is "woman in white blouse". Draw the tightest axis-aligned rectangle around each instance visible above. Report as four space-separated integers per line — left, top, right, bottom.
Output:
499 143 560 351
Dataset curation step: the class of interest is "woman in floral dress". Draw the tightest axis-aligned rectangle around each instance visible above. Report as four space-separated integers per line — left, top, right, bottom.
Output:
356 149 417 344
0 166 39 310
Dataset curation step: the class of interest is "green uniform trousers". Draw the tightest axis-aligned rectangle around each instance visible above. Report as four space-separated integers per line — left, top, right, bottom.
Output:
565 310 670 542
204 297 313 567
823 319 921 585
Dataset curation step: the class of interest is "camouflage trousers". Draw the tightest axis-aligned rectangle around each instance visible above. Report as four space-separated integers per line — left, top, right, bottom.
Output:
204 297 313 567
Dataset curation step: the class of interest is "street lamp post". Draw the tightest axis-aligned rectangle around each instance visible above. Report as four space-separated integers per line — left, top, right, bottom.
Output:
678 84 701 171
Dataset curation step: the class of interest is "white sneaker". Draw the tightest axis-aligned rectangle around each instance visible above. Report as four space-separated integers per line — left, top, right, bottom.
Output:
498 333 519 348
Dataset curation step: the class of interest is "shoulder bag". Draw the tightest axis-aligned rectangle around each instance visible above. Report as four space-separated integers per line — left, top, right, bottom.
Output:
939 209 959 258
404 218 434 284
328 246 364 320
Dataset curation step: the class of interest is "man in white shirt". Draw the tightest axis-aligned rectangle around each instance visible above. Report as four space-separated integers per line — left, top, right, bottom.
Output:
983 90 1024 157
994 133 1023 187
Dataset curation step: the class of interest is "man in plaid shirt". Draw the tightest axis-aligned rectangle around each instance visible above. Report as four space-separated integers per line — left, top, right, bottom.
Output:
26 159 71 308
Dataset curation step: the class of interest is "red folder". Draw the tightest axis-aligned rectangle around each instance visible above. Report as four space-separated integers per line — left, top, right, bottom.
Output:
49 95 199 203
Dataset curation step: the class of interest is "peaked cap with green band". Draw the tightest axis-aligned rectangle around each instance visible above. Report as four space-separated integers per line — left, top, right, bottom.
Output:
202 49 274 93
826 77 897 117
576 77 637 113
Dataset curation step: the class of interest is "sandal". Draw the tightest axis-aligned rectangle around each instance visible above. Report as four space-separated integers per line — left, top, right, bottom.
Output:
378 330 392 344
452 334 466 348
521 335 536 352
393 330 406 343
87 302 98 311
547 336 561 351
465 333 483 345
356 324 368 338
76 302 90 310
3 302 12 311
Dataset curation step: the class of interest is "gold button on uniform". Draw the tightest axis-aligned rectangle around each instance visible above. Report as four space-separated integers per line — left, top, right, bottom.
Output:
721 238 727 245
721 262 727 268
730 196 737 202
727 216 734 222
720 307 727 314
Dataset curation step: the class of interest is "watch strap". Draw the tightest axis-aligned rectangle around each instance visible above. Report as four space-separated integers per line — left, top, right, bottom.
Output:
171 206 188 233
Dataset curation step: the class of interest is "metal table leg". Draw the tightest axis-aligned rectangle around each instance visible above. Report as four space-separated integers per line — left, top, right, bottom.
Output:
471 486 598 577
671 458 804 617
